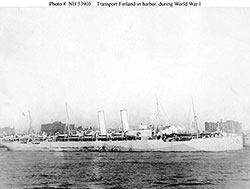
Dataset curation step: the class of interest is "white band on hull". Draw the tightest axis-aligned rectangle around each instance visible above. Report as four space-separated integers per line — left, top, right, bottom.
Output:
1 134 243 152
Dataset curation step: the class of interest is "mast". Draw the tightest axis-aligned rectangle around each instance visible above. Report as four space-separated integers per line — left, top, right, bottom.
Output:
192 97 199 138
155 95 160 136
156 95 160 126
65 103 70 139
27 110 33 135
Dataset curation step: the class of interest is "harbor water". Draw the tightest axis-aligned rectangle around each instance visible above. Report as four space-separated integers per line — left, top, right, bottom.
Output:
0 147 250 189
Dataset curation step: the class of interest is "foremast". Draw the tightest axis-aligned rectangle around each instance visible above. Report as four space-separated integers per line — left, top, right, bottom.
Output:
192 97 199 138
65 103 70 140
155 95 161 136
156 95 160 126
27 111 34 135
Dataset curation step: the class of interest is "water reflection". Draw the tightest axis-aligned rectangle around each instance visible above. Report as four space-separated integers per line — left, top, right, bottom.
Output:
0 148 250 188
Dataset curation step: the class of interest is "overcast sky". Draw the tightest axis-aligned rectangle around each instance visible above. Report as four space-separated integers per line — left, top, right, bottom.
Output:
1 8 250 132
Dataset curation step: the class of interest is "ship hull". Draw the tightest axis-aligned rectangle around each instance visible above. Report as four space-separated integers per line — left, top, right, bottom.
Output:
1 134 243 152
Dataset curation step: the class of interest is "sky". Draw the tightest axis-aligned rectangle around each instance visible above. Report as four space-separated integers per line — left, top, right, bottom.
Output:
0 8 250 132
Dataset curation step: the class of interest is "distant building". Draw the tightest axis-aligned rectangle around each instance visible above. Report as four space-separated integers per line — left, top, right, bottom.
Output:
41 121 75 136
243 132 250 147
205 122 219 132
205 120 242 133
0 126 15 136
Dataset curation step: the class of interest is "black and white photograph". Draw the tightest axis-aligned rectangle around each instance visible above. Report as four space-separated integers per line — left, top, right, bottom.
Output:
0 1 250 188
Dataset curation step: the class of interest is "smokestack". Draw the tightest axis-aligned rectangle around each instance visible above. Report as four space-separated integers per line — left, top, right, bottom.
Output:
120 109 129 132
97 110 107 135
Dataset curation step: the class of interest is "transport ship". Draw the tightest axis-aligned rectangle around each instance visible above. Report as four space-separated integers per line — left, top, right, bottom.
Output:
0 99 244 152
